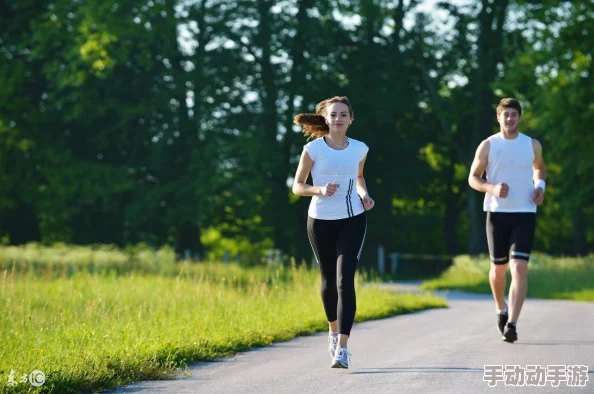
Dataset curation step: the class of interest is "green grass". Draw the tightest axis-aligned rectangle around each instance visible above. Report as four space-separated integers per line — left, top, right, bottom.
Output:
0 243 177 277
421 254 594 301
1 259 446 393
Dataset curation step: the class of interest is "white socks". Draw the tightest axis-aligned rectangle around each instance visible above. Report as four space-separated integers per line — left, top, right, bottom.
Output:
497 304 508 314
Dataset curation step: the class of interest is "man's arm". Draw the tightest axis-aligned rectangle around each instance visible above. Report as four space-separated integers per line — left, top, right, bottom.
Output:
532 139 546 205
532 139 546 184
468 139 508 198
468 140 493 193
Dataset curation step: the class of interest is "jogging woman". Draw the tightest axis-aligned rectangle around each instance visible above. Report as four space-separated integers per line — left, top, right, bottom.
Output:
292 96 374 369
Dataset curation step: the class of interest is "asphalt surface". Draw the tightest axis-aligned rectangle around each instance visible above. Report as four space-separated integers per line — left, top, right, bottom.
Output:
112 282 594 393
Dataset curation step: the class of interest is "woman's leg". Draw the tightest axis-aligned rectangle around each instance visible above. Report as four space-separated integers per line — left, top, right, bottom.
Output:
335 213 367 347
307 216 339 325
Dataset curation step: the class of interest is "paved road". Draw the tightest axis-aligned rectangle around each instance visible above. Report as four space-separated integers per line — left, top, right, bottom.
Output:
114 283 594 393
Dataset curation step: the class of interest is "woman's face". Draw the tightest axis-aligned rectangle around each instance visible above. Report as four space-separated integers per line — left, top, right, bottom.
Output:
324 102 352 133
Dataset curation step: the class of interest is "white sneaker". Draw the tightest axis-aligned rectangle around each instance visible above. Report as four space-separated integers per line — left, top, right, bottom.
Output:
328 335 338 359
331 346 351 369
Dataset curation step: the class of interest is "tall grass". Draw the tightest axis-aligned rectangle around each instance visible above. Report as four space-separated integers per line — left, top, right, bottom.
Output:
0 243 177 276
421 254 594 301
1 253 446 393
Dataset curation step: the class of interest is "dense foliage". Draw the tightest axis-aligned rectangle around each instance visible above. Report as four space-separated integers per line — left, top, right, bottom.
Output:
1 1 592 267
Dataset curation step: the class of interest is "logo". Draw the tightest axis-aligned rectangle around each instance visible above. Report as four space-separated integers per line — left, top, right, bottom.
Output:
28 370 46 387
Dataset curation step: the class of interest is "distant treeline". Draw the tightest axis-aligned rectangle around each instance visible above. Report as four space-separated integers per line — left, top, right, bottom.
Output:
1 1 592 267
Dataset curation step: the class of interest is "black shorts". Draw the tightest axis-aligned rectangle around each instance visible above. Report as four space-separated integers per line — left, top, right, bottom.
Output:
486 212 536 264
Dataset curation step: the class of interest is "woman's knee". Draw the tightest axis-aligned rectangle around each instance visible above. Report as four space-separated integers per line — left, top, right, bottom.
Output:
337 275 355 293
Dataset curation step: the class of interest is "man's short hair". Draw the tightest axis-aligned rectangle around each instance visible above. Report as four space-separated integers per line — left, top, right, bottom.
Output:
496 98 522 117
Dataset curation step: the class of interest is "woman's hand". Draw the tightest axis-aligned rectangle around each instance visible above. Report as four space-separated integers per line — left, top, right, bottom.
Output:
320 183 339 196
361 194 375 210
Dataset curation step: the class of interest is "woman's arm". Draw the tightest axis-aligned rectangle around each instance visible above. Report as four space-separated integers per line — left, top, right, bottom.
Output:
292 149 337 197
357 155 375 210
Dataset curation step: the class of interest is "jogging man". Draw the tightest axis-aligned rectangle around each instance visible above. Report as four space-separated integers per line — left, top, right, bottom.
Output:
468 98 546 343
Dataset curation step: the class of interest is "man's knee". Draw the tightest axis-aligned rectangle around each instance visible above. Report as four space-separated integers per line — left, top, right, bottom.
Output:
510 259 528 277
490 263 508 278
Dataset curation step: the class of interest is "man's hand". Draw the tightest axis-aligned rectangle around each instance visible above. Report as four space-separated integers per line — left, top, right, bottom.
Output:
533 187 544 205
490 183 509 198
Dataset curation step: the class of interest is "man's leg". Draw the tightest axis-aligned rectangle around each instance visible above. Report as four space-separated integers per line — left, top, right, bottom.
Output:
490 262 508 310
503 257 527 343
508 259 528 324
486 212 512 335
503 213 536 343
507 213 536 324
486 212 511 309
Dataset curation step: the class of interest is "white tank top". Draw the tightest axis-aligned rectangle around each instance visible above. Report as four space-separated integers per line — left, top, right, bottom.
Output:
304 137 369 220
483 132 537 213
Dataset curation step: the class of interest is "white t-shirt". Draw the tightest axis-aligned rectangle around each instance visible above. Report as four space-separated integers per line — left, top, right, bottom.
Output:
483 132 537 213
304 137 369 220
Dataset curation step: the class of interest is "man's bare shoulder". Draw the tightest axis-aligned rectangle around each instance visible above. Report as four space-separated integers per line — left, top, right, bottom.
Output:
476 139 491 157
531 138 542 149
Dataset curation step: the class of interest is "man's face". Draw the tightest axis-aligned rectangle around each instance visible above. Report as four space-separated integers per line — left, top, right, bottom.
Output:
498 108 520 133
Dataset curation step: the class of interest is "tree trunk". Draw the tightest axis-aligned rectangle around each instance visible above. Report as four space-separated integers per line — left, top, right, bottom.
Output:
572 207 587 256
467 0 509 254
444 154 460 255
282 0 314 260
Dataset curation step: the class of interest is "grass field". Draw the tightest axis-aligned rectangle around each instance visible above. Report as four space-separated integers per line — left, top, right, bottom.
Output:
421 253 594 301
1 244 446 393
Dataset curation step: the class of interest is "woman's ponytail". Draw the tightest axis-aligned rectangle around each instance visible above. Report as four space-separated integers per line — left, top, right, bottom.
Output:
293 113 329 139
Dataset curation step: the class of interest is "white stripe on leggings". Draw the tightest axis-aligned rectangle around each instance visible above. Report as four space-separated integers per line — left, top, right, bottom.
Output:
309 235 321 265
357 221 367 260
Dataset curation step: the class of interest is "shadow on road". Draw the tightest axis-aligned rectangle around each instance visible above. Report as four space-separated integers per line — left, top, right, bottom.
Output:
352 366 484 375
516 340 594 346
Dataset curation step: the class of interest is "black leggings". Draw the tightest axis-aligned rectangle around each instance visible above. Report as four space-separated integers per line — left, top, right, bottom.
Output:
307 213 367 336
